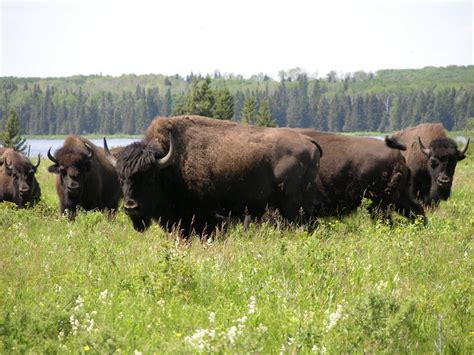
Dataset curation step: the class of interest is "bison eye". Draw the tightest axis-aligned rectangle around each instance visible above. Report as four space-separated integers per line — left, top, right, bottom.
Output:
430 159 439 169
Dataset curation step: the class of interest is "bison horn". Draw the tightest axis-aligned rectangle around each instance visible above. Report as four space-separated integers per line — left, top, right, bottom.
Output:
459 137 470 156
84 143 94 159
47 147 59 164
34 154 41 169
103 137 117 168
418 136 431 157
157 133 175 169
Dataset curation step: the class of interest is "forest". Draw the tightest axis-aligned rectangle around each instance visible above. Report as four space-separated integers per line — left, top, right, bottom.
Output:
0 66 473 135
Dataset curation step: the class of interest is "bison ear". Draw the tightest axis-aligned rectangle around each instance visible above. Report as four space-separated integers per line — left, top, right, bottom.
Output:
48 164 60 174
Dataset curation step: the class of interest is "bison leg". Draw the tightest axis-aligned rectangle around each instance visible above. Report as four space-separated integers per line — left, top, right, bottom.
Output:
394 196 427 225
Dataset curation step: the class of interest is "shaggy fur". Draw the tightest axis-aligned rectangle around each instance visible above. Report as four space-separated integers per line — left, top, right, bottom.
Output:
115 115 322 234
391 123 469 206
293 130 426 222
48 135 121 218
0 148 41 207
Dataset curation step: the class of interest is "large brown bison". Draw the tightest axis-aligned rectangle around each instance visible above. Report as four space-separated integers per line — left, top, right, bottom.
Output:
105 115 322 234
47 135 121 218
293 130 426 222
0 148 41 207
391 123 470 206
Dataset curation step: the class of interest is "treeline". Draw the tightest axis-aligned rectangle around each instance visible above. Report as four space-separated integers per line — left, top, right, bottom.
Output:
0 66 473 134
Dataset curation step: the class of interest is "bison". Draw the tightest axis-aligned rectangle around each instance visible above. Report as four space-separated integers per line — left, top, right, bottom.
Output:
391 123 470 206
47 135 122 218
0 148 41 207
105 115 323 234
293 130 426 222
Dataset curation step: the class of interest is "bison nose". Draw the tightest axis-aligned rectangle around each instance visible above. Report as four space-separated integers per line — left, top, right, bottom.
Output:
67 182 80 191
124 199 139 211
19 186 30 194
437 176 451 186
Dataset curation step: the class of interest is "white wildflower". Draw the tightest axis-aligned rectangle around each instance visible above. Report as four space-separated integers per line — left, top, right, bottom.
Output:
208 311 216 323
326 304 343 331
134 350 142 355
85 318 94 333
99 289 109 304
58 330 65 340
157 298 165 307
312 344 327 353
44 263 49 273
248 296 256 314
73 295 84 311
257 323 268 333
184 328 216 351
69 315 80 335
54 284 62 293
226 326 238 344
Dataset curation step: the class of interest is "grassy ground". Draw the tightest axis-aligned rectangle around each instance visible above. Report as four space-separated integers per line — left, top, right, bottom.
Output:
0 152 473 353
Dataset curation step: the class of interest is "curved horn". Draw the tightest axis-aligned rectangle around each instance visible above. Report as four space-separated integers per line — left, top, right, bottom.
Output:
418 136 431 157
459 137 470 156
47 147 59 164
157 133 175 169
34 153 41 169
103 137 117 168
84 142 94 159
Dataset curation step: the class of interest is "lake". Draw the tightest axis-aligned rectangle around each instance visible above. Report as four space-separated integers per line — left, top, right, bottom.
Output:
24 138 140 158
21 135 469 158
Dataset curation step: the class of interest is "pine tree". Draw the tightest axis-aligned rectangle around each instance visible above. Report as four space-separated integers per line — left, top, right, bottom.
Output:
213 88 234 119
0 110 27 153
256 99 276 127
241 98 256 124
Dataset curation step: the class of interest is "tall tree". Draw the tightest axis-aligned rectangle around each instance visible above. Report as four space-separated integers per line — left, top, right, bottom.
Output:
256 99 276 127
241 98 256 124
0 110 27 153
213 88 234 119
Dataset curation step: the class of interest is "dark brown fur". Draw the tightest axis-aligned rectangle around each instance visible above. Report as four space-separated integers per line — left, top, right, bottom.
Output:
0 148 41 207
114 115 322 234
48 135 121 218
293 130 426 222
392 123 469 206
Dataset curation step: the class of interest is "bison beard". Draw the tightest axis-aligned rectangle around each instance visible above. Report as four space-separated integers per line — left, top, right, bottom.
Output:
109 115 322 235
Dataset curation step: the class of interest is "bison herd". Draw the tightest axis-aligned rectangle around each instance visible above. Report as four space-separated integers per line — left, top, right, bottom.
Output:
0 116 470 236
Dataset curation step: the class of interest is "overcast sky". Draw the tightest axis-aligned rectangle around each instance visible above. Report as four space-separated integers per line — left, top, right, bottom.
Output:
0 0 472 78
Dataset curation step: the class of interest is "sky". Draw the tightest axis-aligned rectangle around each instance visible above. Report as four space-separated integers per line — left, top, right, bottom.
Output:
0 0 472 78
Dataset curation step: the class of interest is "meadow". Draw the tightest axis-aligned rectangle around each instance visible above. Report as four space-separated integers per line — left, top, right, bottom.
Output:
0 148 473 353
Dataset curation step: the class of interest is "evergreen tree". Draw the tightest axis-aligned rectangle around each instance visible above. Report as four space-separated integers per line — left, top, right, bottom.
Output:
256 99 276 127
185 76 215 116
0 110 27 153
162 88 173 117
213 88 234 119
241 98 256 124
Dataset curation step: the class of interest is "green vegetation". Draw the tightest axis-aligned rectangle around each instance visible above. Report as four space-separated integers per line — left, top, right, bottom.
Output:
0 143 472 352
0 66 473 135
0 110 27 152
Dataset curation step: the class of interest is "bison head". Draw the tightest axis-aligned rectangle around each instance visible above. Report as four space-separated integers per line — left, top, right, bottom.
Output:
418 136 470 202
47 143 94 215
0 150 41 207
104 135 174 232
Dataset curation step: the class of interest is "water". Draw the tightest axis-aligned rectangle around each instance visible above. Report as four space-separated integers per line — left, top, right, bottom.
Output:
24 138 140 158
20 135 470 158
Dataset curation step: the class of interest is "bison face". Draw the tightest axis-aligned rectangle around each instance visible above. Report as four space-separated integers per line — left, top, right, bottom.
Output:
418 137 470 202
0 153 40 207
107 136 174 232
47 145 93 213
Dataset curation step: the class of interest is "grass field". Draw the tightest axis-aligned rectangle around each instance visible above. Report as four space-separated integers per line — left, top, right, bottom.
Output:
0 148 473 353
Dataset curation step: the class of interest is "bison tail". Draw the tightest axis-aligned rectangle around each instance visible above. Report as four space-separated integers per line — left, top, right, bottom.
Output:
309 139 323 158
385 136 407 151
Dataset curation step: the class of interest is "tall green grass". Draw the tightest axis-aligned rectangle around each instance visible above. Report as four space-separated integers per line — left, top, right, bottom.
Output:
0 153 473 353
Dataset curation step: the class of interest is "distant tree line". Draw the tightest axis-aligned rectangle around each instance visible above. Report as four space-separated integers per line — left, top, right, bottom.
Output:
0 66 473 135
